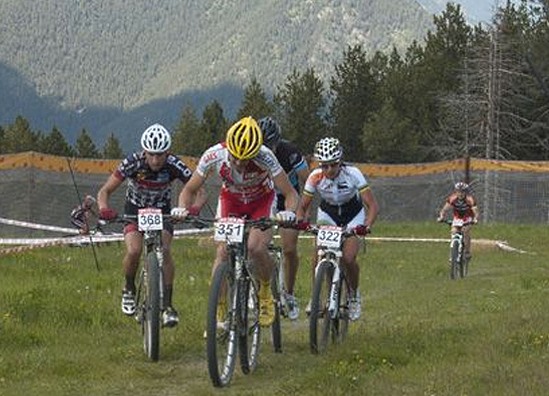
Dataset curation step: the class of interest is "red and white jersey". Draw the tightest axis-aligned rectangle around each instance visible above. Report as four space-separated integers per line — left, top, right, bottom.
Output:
196 143 283 203
304 164 369 206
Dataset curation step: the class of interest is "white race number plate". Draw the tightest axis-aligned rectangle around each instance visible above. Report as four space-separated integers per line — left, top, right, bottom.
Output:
316 225 343 248
214 217 245 243
137 208 163 232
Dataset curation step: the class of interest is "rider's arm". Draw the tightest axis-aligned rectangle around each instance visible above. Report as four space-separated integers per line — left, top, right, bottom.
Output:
273 171 299 213
97 173 123 210
360 187 379 227
178 172 206 209
297 192 313 222
438 201 452 220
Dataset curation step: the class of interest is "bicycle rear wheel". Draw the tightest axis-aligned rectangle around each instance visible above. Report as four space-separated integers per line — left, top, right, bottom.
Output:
450 240 460 280
309 260 333 354
142 251 161 361
206 261 237 388
239 278 261 374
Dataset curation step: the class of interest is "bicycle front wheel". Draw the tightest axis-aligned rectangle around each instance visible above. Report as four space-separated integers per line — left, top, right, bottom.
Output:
206 261 237 388
142 251 161 361
310 260 333 354
239 278 261 374
450 240 460 280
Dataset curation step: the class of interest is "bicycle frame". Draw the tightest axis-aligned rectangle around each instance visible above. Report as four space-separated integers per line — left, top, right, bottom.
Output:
444 219 472 280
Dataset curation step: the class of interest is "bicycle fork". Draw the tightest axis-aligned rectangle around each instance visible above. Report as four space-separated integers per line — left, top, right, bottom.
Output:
317 249 343 320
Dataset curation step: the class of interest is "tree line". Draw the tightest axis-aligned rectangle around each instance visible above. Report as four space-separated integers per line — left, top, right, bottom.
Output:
1 2 547 163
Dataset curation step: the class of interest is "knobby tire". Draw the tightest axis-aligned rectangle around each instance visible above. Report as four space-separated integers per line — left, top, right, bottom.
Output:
206 261 237 388
143 251 161 361
310 260 333 354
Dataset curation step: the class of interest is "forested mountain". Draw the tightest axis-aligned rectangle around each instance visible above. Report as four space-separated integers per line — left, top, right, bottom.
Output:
0 0 433 149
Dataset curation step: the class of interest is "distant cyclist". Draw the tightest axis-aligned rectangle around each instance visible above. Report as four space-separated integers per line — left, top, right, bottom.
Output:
171 116 299 327
297 137 379 321
437 182 479 262
97 123 206 328
258 116 309 320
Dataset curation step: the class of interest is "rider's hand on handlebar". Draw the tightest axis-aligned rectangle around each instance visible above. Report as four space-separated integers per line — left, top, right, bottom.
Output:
437 216 445 223
99 208 118 221
170 207 190 220
294 221 310 231
472 218 479 224
353 224 371 236
275 210 296 223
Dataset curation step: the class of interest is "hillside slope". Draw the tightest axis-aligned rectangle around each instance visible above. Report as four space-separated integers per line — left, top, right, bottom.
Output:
0 0 433 148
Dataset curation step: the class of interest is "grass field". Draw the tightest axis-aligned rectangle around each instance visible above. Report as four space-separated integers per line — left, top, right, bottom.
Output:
1 222 548 395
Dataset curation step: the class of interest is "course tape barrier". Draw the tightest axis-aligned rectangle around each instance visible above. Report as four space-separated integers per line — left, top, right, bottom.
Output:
0 216 80 234
2 152 549 176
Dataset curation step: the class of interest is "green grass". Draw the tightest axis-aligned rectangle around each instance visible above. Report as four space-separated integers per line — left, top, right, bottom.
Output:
1 222 549 395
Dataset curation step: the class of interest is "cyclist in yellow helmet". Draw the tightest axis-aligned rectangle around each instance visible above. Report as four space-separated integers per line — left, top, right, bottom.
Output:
172 116 299 327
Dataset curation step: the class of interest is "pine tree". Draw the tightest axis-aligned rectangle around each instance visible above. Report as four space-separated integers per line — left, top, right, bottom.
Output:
102 133 124 159
40 126 74 156
3 115 40 153
75 129 100 158
173 104 202 156
237 77 274 120
329 45 380 162
274 68 326 155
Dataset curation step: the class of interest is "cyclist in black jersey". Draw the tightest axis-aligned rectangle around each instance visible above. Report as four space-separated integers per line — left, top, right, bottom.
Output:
259 116 309 320
97 123 206 327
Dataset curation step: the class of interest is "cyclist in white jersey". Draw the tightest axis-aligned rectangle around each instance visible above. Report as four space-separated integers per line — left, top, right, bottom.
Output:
171 116 299 327
297 137 379 321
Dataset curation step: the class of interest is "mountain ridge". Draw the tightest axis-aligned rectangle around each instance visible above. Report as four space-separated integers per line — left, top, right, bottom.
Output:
0 0 434 149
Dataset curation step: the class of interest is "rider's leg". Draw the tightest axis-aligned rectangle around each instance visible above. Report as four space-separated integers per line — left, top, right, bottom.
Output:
161 230 175 307
279 227 300 319
123 230 143 292
342 237 361 293
248 228 276 326
279 227 300 295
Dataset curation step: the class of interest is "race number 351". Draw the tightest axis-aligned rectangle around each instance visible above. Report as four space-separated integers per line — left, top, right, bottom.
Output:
137 208 163 232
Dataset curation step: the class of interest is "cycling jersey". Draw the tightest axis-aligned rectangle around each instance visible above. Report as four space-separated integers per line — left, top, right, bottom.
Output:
196 143 282 204
303 164 370 226
447 193 476 219
114 151 193 209
273 140 308 210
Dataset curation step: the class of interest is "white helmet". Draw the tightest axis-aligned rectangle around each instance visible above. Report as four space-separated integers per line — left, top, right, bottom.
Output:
314 137 343 162
141 123 171 153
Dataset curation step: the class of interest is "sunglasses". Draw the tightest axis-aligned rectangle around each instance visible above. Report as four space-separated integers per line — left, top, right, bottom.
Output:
320 162 340 169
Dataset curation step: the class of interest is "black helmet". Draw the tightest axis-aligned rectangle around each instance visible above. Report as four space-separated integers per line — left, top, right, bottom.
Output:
258 116 281 149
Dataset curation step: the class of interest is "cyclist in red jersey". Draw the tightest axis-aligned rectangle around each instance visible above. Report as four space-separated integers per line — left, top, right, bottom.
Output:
97 123 206 328
437 182 479 262
171 116 299 327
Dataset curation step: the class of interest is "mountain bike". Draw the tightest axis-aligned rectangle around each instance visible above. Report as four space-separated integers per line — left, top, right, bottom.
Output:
300 223 367 354
119 208 173 362
205 216 281 387
442 219 474 280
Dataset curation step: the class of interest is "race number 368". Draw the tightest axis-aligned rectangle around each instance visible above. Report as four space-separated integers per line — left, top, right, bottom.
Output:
137 208 163 232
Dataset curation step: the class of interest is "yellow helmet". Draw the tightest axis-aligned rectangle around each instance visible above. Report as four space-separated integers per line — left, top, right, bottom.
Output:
225 116 263 160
